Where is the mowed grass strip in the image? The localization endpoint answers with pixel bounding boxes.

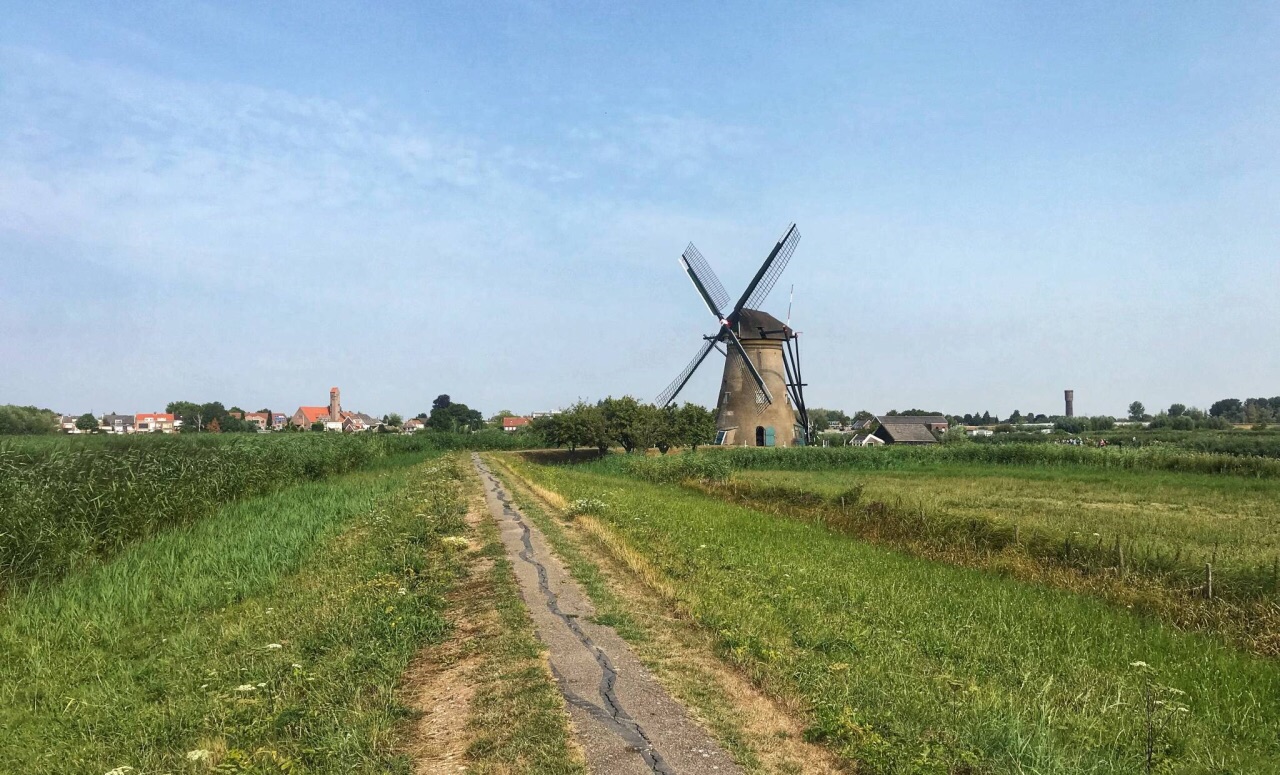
[741,465,1280,578]
[511,458,1280,773]
[0,453,464,773]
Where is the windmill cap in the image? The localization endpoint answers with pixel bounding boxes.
[735,308,790,339]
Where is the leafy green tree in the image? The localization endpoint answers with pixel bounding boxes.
[384,412,403,427]
[428,400,484,432]
[75,413,98,432]
[487,409,515,428]
[432,394,451,411]
[166,401,204,432]
[1128,401,1145,421]
[1088,416,1116,431]
[1210,398,1244,422]
[575,402,611,454]
[311,420,324,432]
[601,396,655,453]
[654,405,680,454]
[0,405,58,435]
[1168,403,1186,417]
[676,403,716,451]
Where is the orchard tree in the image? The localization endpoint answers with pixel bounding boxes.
[676,403,716,451]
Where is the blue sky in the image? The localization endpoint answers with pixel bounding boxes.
[2,2,1277,419]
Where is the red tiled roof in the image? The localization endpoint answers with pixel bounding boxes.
[502,416,531,429]
[136,413,175,422]
[296,406,330,423]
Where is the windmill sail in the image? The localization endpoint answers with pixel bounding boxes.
[656,337,718,407]
[681,243,730,315]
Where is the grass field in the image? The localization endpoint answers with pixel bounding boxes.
[506,454,1280,773]
[0,451,578,773]
[737,464,1280,574]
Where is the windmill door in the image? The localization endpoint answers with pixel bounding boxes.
[764,427,776,446]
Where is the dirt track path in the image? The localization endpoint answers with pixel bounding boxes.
[473,455,742,775]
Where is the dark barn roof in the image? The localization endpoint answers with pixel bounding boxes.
[734,308,790,340]
[872,422,938,445]
[877,414,948,426]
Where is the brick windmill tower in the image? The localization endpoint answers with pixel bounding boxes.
[656,224,811,447]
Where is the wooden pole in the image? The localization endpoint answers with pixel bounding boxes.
[1206,563,1213,600]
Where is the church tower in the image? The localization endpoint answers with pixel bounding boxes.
[329,387,341,423]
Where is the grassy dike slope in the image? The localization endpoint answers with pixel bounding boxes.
[509,457,1280,773]
[0,453,577,773]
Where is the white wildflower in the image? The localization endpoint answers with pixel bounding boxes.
[235,684,256,692]
[256,682,266,688]
[264,643,282,650]
[398,587,408,595]
[291,663,302,669]
[186,749,213,761]
[265,608,274,614]
[1129,661,1149,668]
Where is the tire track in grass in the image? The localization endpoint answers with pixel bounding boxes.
[473,454,740,775]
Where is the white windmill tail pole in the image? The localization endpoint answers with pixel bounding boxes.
[787,284,794,327]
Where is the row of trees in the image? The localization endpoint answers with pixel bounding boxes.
[0,405,58,435]
[165,401,265,433]
[532,398,716,454]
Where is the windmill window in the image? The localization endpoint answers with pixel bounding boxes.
[714,429,728,445]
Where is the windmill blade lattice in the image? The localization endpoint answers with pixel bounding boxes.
[681,243,731,315]
[655,337,718,407]
[743,224,801,311]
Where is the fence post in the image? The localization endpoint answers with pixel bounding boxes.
[1205,563,1213,600]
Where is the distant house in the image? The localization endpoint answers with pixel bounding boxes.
[243,412,270,431]
[403,418,425,433]
[502,416,532,432]
[850,432,885,446]
[101,413,135,434]
[59,415,87,434]
[872,416,940,445]
[851,418,875,431]
[271,413,289,431]
[968,428,994,437]
[292,406,330,429]
[135,413,176,433]
[342,412,383,433]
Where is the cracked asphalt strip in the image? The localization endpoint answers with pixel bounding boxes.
[473,455,743,775]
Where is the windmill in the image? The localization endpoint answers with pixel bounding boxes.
[656,223,812,447]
